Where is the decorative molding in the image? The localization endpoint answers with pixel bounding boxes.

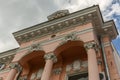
[30,72,36,80]
[16,28,93,53]
[0,68,10,74]
[84,42,98,52]
[36,68,43,79]
[103,42,110,47]
[66,60,87,73]
[73,60,81,71]
[18,76,27,80]
[29,43,42,52]
[64,33,78,41]
[0,55,14,63]
[66,64,72,72]
[44,53,57,63]
[53,68,62,75]
[47,10,69,21]
[81,61,88,68]
[13,6,100,44]
[59,33,80,46]
[9,63,22,72]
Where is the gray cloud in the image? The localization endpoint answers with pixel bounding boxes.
[0,0,60,52]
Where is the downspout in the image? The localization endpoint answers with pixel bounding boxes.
[100,38,111,80]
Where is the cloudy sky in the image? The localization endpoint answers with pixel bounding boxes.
[0,0,120,55]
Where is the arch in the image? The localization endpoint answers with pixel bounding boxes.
[19,50,45,76]
[54,40,87,64]
[19,50,45,65]
[54,40,84,56]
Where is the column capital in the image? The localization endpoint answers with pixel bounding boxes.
[9,63,22,72]
[44,53,57,63]
[84,42,98,51]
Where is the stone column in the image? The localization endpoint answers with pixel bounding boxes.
[84,42,100,80]
[41,53,57,80]
[6,63,22,80]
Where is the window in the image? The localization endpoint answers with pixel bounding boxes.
[68,73,88,80]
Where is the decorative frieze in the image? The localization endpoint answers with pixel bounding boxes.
[0,55,14,64]
[9,63,22,72]
[14,11,98,44]
[44,53,57,63]
[84,42,98,52]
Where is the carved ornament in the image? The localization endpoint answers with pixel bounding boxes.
[84,42,98,51]
[9,63,22,72]
[47,10,69,20]
[44,53,57,63]
[59,33,79,46]
[36,68,43,79]
[29,43,42,52]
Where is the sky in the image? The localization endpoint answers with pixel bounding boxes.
[0,0,120,55]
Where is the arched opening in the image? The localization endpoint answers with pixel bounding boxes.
[19,50,45,79]
[54,40,87,64]
[53,40,88,79]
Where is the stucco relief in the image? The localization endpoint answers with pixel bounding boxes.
[29,43,42,52]
[9,63,22,72]
[36,69,43,79]
[30,68,43,80]
[59,33,80,46]
[44,53,57,63]
[18,76,27,80]
[30,73,36,80]
[73,60,81,71]
[66,60,88,73]
[47,10,69,21]
[84,42,99,52]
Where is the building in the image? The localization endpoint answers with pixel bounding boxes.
[0,5,120,80]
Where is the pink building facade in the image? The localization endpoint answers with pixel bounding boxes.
[0,5,120,80]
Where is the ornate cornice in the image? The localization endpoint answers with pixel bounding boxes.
[84,42,98,52]
[13,6,102,44]
[9,63,22,72]
[44,53,57,63]
[0,55,14,64]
